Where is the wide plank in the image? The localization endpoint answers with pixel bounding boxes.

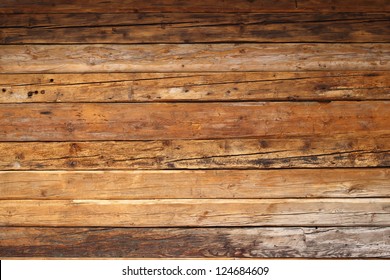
[1,44,389,73]
[1,72,389,103]
[0,136,389,170]
[1,0,388,13]
[0,199,389,227]
[1,169,389,199]
[1,102,389,141]
[1,227,389,258]
[2,13,389,43]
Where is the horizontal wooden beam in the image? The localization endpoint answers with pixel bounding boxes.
[1,226,389,258]
[1,0,389,13]
[2,13,389,43]
[1,102,389,141]
[1,44,389,73]
[1,198,389,227]
[1,72,389,103]
[1,136,389,170]
[1,169,389,199]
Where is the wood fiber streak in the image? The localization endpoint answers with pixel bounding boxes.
[2,13,389,44]
[1,0,389,13]
[1,227,389,258]
[1,44,389,73]
[0,136,389,170]
[1,72,389,103]
[0,102,389,141]
[1,199,389,227]
[1,169,389,199]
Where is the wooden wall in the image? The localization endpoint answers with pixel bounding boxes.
[0,0,389,258]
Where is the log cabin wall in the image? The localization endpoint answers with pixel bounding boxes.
[0,0,389,258]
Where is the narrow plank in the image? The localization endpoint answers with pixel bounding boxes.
[1,44,389,73]
[0,136,388,170]
[2,13,389,44]
[1,102,389,141]
[1,72,389,103]
[1,227,389,258]
[0,199,388,227]
[1,169,389,199]
[0,0,388,13]
[2,210,386,257]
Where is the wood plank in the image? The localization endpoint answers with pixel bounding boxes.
[0,0,388,13]
[1,44,389,73]
[0,136,389,170]
[2,13,389,44]
[0,199,389,227]
[1,169,389,199]
[1,102,389,141]
[1,72,389,103]
[1,227,389,258]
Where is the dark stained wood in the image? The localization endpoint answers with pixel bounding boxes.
[2,13,389,44]
[1,72,389,103]
[1,44,389,73]
[1,102,389,141]
[1,227,389,258]
[1,199,389,227]
[0,136,388,170]
[1,169,389,199]
[1,0,389,13]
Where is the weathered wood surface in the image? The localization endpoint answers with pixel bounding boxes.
[1,102,389,141]
[1,199,389,227]
[1,227,389,258]
[1,169,389,199]
[1,44,389,73]
[1,136,389,170]
[1,72,389,103]
[2,13,389,44]
[1,0,389,13]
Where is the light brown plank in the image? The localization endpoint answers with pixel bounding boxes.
[0,0,388,13]
[2,13,389,44]
[1,44,389,73]
[1,169,389,199]
[1,102,389,141]
[1,72,389,103]
[1,227,389,258]
[0,199,389,227]
[0,136,389,170]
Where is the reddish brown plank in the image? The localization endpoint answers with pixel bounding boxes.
[0,0,388,13]
[1,13,389,43]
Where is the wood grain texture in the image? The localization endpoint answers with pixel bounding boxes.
[1,102,389,141]
[1,0,389,13]
[1,199,389,227]
[1,44,389,73]
[1,72,389,103]
[1,136,389,170]
[1,169,389,199]
[2,13,389,44]
[1,227,389,258]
